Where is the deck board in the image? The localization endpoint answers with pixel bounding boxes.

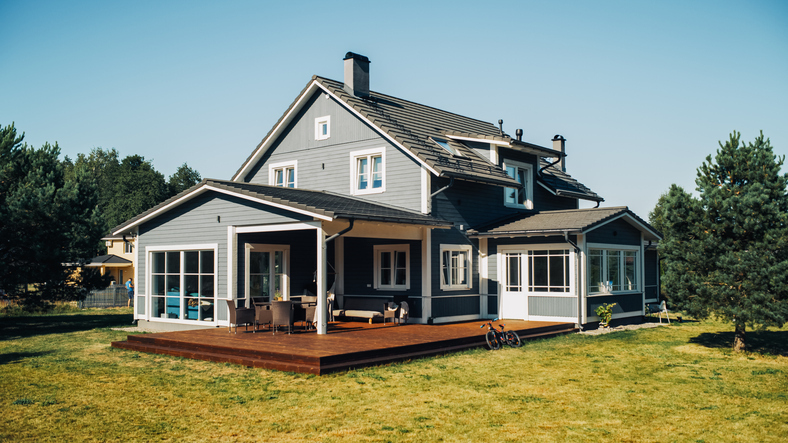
[112,320,576,374]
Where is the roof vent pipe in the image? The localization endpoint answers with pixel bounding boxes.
[515,129,523,141]
[552,135,566,172]
[343,52,370,98]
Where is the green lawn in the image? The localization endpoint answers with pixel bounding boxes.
[1,309,786,442]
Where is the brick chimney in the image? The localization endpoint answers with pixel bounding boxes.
[343,52,370,98]
[552,135,566,172]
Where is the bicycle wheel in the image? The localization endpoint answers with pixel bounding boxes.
[485,331,501,350]
[506,331,522,348]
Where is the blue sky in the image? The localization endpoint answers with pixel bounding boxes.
[1,0,786,218]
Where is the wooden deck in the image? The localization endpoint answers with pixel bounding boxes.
[111,320,577,375]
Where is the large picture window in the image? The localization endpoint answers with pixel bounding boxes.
[588,248,638,293]
[150,247,216,322]
[350,148,385,195]
[440,245,472,290]
[374,244,409,290]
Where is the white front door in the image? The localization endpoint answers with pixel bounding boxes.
[245,244,289,306]
[500,251,528,320]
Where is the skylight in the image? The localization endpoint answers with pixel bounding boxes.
[432,138,459,156]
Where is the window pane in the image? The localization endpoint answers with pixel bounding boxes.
[372,156,383,188]
[322,123,328,136]
[166,252,180,274]
[549,255,565,291]
[152,252,165,274]
[395,250,407,268]
[200,251,214,273]
[380,251,391,269]
[152,275,165,296]
[441,251,450,286]
[357,157,368,189]
[185,275,199,296]
[381,269,391,286]
[588,250,603,292]
[185,251,199,274]
[395,269,407,286]
[275,170,283,186]
[286,168,295,187]
[201,275,214,297]
[506,254,521,290]
[608,251,621,291]
[517,169,526,204]
[166,275,180,294]
[532,256,548,289]
[625,251,637,290]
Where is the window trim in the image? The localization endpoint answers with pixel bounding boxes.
[268,160,298,188]
[124,241,133,254]
[145,243,219,324]
[315,115,330,140]
[502,159,533,209]
[440,244,473,290]
[350,147,386,195]
[373,244,409,290]
[586,243,641,295]
[497,244,575,297]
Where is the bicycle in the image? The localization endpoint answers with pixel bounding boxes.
[480,318,522,350]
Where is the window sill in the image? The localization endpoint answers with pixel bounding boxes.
[354,188,385,196]
[375,287,408,291]
[504,202,533,210]
[588,291,641,297]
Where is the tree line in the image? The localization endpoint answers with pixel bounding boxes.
[1,123,201,308]
[649,131,788,352]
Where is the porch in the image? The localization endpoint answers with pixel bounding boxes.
[111,320,577,375]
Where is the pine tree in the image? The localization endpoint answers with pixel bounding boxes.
[656,131,788,352]
[104,155,167,229]
[167,162,202,197]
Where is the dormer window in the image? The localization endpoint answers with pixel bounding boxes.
[431,137,460,156]
[503,160,533,209]
[269,161,297,188]
[315,116,330,140]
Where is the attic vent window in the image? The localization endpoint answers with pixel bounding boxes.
[431,137,460,156]
[315,116,330,140]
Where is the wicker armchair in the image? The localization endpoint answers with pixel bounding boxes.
[226,299,255,334]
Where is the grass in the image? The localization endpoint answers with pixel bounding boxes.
[1,310,787,442]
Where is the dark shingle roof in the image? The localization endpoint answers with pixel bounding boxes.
[539,159,603,202]
[111,179,452,235]
[233,75,602,201]
[469,206,661,240]
[86,255,132,266]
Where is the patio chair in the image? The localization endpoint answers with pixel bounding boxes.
[272,300,294,334]
[383,302,400,325]
[399,301,409,325]
[647,300,671,324]
[253,302,272,332]
[226,299,255,334]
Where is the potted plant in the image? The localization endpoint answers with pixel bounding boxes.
[595,302,617,328]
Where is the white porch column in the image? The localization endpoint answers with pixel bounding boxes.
[421,226,432,322]
[479,237,488,316]
[316,227,328,335]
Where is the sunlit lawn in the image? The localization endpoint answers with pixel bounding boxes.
[1,308,787,442]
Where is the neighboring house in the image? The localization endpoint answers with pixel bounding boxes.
[85,235,136,285]
[112,52,661,333]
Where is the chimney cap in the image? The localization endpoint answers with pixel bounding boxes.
[344,52,370,63]
[552,134,565,141]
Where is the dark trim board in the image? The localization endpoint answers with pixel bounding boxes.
[111,320,576,375]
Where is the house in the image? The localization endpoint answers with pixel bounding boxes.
[84,234,136,286]
[112,52,661,333]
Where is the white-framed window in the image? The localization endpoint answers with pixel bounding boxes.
[373,244,409,290]
[588,246,639,294]
[269,160,297,188]
[440,244,472,290]
[502,160,533,209]
[245,244,289,304]
[148,245,217,322]
[500,246,574,294]
[315,115,330,140]
[124,241,133,254]
[350,148,385,195]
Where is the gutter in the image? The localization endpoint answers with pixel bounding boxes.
[326,218,354,243]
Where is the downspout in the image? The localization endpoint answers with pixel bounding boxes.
[429,177,454,199]
[326,218,354,243]
[564,231,583,331]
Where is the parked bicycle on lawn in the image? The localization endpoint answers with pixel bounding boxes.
[480,318,522,350]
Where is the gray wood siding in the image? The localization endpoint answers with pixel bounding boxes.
[528,296,577,317]
[342,237,422,297]
[432,295,480,318]
[586,219,642,245]
[244,91,423,212]
[644,248,659,301]
[432,178,524,228]
[137,192,312,300]
[587,293,643,316]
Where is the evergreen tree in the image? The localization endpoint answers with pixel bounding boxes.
[104,155,167,229]
[0,123,106,306]
[167,162,202,197]
[656,131,788,352]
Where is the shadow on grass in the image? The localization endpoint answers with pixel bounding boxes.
[0,350,54,365]
[689,330,788,356]
[0,313,132,341]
